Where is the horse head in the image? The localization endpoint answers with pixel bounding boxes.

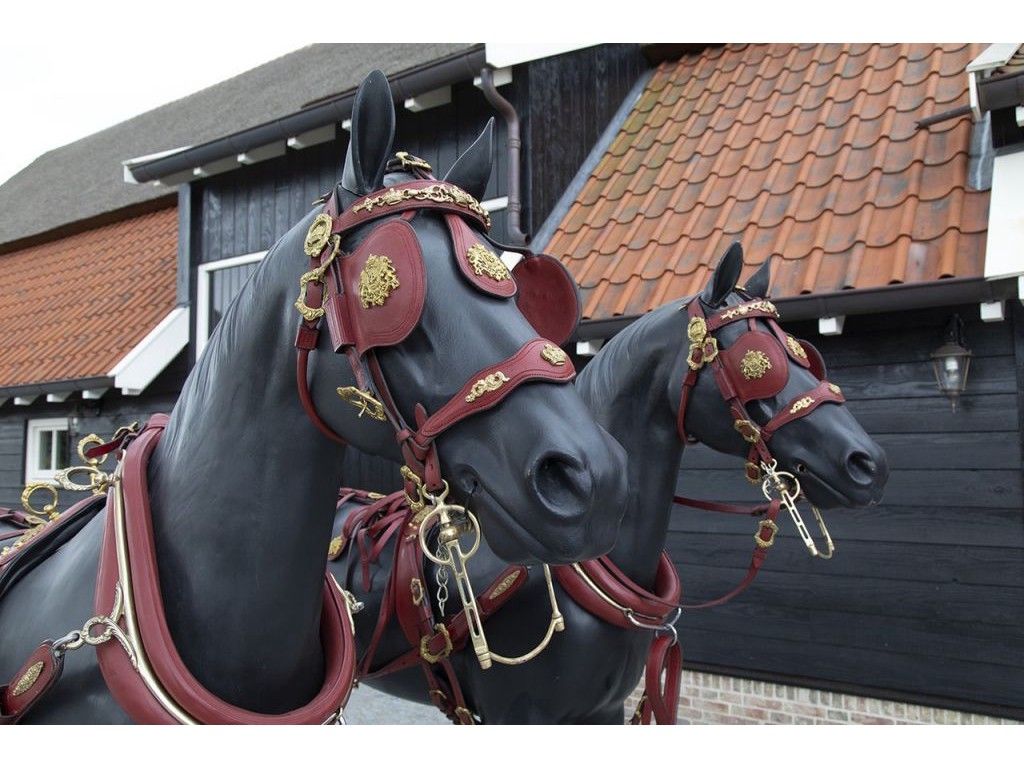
[303,71,627,563]
[673,242,889,510]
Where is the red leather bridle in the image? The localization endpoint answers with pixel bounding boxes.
[294,162,577,497]
[673,294,845,608]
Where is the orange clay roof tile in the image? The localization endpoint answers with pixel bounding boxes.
[547,43,990,319]
[0,207,178,388]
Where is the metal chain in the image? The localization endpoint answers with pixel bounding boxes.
[435,541,450,618]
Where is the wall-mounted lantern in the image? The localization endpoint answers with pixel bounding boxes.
[930,315,972,412]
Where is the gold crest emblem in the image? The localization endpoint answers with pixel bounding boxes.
[358,255,401,308]
[740,350,772,380]
[541,344,567,366]
[304,213,334,257]
[466,243,511,282]
[789,396,816,414]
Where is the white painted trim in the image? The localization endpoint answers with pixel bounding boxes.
[287,124,336,149]
[984,152,1024,280]
[473,67,513,89]
[484,43,593,69]
[195,252,267,358]
[192,156,240,178]
[107,307,190,395]
[481,196,509,213]
[576,339,604,357]
[980,301,1006,322]
[340,119,352,133]
[13,396,37,406]
[237,141,287,165]
[25,417,70,484]
[46,392,71,403]
[404,86,452,113]
[818,316,846,336]
[82,388,108,400]
[967,43,1021,73]
[122,146,193,184]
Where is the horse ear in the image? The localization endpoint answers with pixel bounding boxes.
[743,256,772,298]
[444,118,494,201]
[701,241,744,307]
[342,70,396,196]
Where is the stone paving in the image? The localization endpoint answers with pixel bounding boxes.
[343,683,449,725]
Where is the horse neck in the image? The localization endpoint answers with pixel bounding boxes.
[146,242,347,711]
[576,305,686,586]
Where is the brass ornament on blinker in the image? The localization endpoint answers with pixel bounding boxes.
[466,243,511,282]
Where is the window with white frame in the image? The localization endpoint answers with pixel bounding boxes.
[195,252,266,357]
[25,417,70,483]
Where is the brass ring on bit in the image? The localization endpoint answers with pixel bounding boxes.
[417,502,482,566]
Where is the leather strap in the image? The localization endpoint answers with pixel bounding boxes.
[0,641,64,725]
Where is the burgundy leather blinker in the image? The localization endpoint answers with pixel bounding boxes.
[447,215,517,299]
[719,331,790,402]
[327,219,426,356]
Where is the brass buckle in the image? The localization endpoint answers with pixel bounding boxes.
[420,623,453,663]
[755,518,779,549]
[734,419,761,444]
[294,235,340,321]
[335,386,387,421]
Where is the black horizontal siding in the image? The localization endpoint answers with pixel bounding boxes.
[195,80,514,267]
[674,303,1024,716]
[0,352,188,510]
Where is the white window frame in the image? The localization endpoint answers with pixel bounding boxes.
[25,417,70,484]
[195,251,266,358]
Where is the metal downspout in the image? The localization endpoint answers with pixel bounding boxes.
[478,67,528,245]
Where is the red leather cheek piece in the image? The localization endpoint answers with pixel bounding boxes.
[512,253,581,346]
[721,331,790,402]
[800,340,827,380]
[447,215,517,298]
[338,219,426,355]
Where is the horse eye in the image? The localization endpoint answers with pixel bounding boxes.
[795,462,808,473]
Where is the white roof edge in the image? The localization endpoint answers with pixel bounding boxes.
[108,306,189,395]
[967,44,1022,74]
[122,146,194,184]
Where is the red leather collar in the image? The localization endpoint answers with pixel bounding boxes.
[94,416,356,724]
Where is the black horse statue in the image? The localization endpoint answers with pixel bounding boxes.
[0,71,628,723]
[331,243,889,724]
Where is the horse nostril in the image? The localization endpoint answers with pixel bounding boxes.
[846,451,877,485]
[531,452,592,516]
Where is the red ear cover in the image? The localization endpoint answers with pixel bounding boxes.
[512,253,581,346]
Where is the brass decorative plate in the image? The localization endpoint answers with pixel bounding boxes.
[358,255,401,308]
[467,243,511,281]
[740,350,772,380]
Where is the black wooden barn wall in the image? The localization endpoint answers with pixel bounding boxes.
[0,352,189,510]
[191,44,647,266]
[672,302,1024,717]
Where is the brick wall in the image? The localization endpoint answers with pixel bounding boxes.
[625,672,1021,725]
